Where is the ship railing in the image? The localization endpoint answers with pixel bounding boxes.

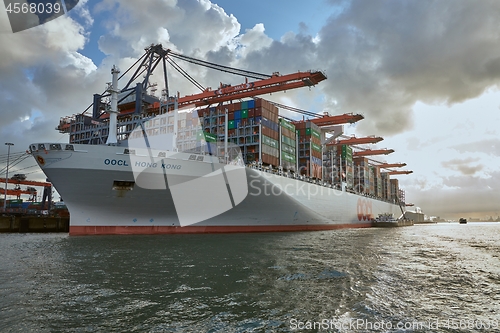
[244,163,402,203]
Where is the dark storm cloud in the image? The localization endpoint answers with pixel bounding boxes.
[241,34,319,74]
[441,158,483,176]
[315,0,500,136]
[89,0,500,139]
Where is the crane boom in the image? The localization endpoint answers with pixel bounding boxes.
[387,170,413,175]
[0,188,37,196]
[177,71,326,107]
[0,178,51,187]
[353,149,394,157]
[311,113,364,126]
[376,163,407,169]
[333,136,383,145]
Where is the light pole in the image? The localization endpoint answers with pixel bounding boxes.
[3,143,14,212]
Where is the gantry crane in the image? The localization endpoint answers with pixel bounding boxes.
[0,177,51,204]
[62,44,327,127]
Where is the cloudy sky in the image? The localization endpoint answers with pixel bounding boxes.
[1,0,500,220]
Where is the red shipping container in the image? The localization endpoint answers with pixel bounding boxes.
[293,121,307,129]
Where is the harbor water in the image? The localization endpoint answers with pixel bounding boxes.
[0,223,498,332]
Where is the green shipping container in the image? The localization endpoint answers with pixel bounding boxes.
[281,135,296,147]
[204,132,217,142]
[228,120,235,129]
[282,151,296,162]
[311,142,322,152]
[262,135,279,149]
[241,101,248,109]
[341,145,353,159]
[279,118,295,132]
[281,143,295,155]
[241,109,248,119]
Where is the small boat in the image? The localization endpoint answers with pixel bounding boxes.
[373,213,399,223]
[459,218,467,224]
[372,213,414,227]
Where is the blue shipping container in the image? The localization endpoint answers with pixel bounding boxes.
[248,100,255,108]
[262,117,272,128]
[234,110,241,119]
[241,101,248,109]
[235,119,241,128]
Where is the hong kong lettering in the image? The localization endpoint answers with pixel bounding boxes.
[161,163,181,170]
[134,161,158,168]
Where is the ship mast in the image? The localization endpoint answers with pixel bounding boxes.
[106,65,120,145]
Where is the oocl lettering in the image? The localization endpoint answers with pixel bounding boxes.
[357,198,373,221]
[104,159,129,166]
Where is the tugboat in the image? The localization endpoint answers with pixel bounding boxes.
[372,213,414,227]
[459,218,467,224]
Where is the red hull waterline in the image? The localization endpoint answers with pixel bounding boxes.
[70,223,374,236]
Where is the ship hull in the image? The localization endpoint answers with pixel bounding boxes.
[30,143,401,235]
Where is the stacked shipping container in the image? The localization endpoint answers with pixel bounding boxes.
[373,166,382,197]
[279,119,297,172]
[294,121,322,178]
[197,99,280,166]
[195,99,405,203]
[336,145,353,188]
[390,178,399,203]
[258,99,280,166]
[381,172,391,201]
[353,156,370,194]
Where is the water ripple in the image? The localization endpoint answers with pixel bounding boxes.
[0,224,498,332]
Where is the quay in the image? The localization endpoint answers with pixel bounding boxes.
[0,214,69,233]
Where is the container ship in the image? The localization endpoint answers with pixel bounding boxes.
[29,44,412,235]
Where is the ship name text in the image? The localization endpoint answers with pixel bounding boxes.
[104,159,129,166]
[104,158,181,170]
